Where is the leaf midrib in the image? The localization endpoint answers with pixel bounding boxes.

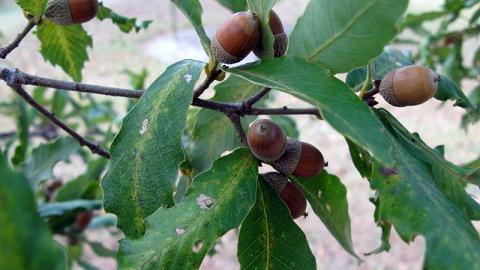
[306,0,378,61]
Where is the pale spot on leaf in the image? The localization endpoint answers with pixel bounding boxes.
[317,190,322,199]
[192,240,204,253]
[139,118,149,135]
[196,194,215,209]
[325,203,331,212]
[184,74,192,83]
[176,228,186,236]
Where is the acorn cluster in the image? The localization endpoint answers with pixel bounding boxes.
[248,119,325,219]
[379,65,440,107]
[45,0,99,25]
[212,10,288,64]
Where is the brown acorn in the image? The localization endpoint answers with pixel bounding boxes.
[74,211,93,231]
[272,139,325,178]
[45,0,99,25]
[247,119,286,162]
[379,65,440,107]
[253,10,288,58]
[212,12,262,64]
[262,172,307,219]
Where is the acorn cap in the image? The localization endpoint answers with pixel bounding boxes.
[272,139,302,175]
[253,10,288,58]
[45,0,73,25]
[45,0,98,25]
[261,172,289,193]
[211,35,243,64]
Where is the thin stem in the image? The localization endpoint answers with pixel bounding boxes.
[227,113,247,146]
[0,21,36,59]
[193,66,222,99]
[9,84,110,159]
[0,67,143,98]
[244,87,271,108]
[249,106,321,117]
[358,61,373,99]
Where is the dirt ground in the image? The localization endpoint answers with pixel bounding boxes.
[1,1,479,269]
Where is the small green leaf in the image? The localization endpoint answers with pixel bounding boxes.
[216,0,248,12]
[292,171,360,261]
[247,0,278,58]
[102,60,205,238]
[96,4,152,33]
[16,0,47,15]
[0,152,66,270]
[238,179,316,270]
[189,75,262,174]
[118,148,258,270]
[399,11,448,30]
[288,0,408,73]
[20,137,80,187]
[36,20,93,81]
[12,97,30,166]
[435,75,475,109]
[228,57,395,166]
[172,0,212,59]
[38,199,102,218]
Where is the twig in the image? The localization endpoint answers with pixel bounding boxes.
[0,126,58,140]
[0,21,36,59]
[227,113,247,145]
[249,106,321,117]
[243,87,271,108]
[8,83,110,159]
[0,66,143,98]
[193,67,223,99]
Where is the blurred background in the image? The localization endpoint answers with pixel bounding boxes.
[0,0,479,269]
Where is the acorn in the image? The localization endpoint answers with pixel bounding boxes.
[74,211,93,231]
[262,172,307,219]
[272,139,325,178]
[45,0,99,25]
[253,10,288,58]
[247,119,286,162]
[379,65,440,107]
[212,12,262,64]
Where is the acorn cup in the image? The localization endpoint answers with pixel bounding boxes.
[212,12,262,64]
[379,65,440,107]
[262,172,307,219]
[253,10,288,58]
[272,139,325,178]
[45,0,99,25]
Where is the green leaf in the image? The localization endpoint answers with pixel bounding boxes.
[435,75,475,109]
[216,0,248,12]
[0,152,66,270]
[96,4,152,33]
[56,158,106,201]
[102,60,205,238]
[291,171,360,261]
[247,0,278,58]
[20,137,80,187]
[88,241,117,258]
[189,75,262,174]
[370,109,480,269]
[172,0,212,59]
[399,11,447,30]
[12,97,30,166]
[118,148,258,270]
[270,115,299,139]
[238,179,316,270]
[288,0,408,73]
[346,138,372,178]
[51,91,69,117]
[36,20,93,81]
[38,199,102,218]
[16,0,47,15]
[228,57,395,166]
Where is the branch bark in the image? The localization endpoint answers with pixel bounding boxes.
[8,83,110,159]
[0,21,36,59]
